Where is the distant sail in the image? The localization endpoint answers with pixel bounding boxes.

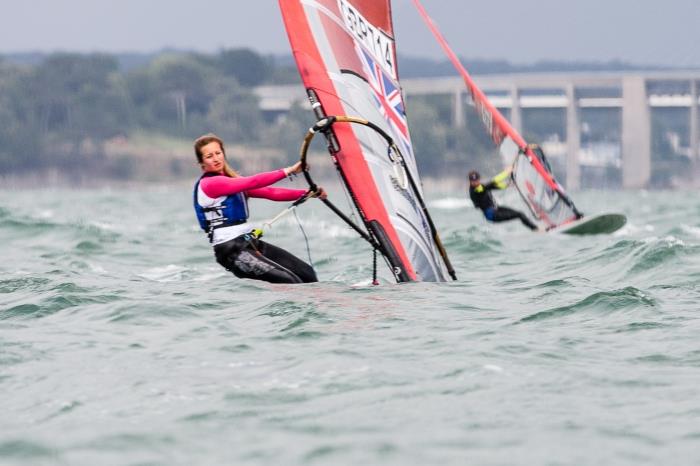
[279,0,454,281]
[412,0,581,229]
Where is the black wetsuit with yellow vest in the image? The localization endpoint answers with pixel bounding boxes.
[468,170,538,231]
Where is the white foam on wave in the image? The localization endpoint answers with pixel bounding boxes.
[191,271,228,282]
[428,197,470,210]
[87,262,108,274]
[640,235,686,247]
[662,235,686,246]
[351,279,376,288]
[138,264,189,282]
[617,222,654,236]
[90,221,117,231]
[483,364,504,373]
[680,224,700,238]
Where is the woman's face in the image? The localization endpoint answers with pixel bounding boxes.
[199,141,226,173]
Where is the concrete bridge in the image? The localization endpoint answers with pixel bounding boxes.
[255,71,700,189]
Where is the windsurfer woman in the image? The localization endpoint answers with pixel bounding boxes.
[193,133,326,283]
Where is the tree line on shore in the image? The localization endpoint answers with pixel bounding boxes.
[0,48,499,183]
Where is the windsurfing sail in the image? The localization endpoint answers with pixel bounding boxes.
[279,0,455,282]
[412,0,582,229]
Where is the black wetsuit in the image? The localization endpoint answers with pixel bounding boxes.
[469,181,538,231]
[214,234,317,284]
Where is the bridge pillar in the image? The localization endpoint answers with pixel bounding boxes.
[691,80,700,186]
[453,89,464,128]
[510,86,523,135]
[621,76,651,188]
[691,80,699,160]
[565,84,581,190]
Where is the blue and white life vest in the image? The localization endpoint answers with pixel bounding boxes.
[193,173,252,245]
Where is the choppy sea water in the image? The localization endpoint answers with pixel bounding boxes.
[1,185,699,465]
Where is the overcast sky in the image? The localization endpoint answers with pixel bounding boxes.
[2,0,699,68]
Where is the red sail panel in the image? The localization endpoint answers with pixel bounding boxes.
[280,0,451,282]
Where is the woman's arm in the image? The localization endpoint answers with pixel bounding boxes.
[247,187,307,202]
[199,169,286,198]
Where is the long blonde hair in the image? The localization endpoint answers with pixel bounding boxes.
[194,133,239,177]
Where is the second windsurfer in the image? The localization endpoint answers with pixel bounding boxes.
[468,168,539,231]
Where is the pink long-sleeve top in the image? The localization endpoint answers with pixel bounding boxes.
[199,169,307,202]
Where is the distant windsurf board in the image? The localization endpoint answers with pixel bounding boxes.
[550,213,627,235]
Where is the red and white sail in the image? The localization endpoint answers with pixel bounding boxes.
[279,0,451,281]
[412,0,581,229]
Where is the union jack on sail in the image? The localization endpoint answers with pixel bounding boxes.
[355,44,412,155]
